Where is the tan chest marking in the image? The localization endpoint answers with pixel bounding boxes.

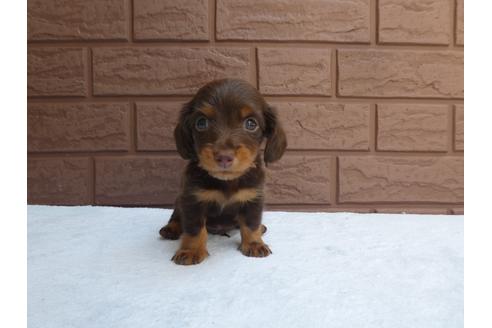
[193,188,260,206]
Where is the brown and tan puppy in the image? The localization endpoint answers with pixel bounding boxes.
[159,78,287,265]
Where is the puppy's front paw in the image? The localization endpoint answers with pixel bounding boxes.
[239,242,272,258]
[172,249,209,265]
[159,222,181,240]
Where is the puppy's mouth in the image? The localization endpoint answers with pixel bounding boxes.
[198,145,257,180]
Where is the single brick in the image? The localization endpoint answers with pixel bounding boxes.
[377,104,448,151]
[217,0,370,42]
[136,102,182,151]
[28,158,90,205]
[28,0,127,40]
[265,156,331,204]
[95,157,185,205]
[338,49,463,98]
[456,0,464,45]
[28,48,87,97]
[455,105,464,151]
[28,103,130,152]
[134,0,208,40]
[378,0,451,45]
[258,48,331,96]
[270,102,369,150]
[93,47,251,95]
[339,156,464,203]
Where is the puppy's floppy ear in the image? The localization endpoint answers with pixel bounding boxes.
[174,102,196,160]
[263,105,287,164]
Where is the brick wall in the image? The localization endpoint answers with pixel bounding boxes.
[27,0,464,214]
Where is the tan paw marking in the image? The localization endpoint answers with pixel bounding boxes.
[239,241,272,258]
[172,249,209,265]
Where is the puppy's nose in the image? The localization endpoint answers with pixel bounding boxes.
[215,152,234,169]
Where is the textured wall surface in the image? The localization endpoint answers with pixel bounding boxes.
[27,0,464,214]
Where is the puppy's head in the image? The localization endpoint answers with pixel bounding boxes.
[175,79,287,180]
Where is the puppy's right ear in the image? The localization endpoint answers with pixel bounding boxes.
[174,103,195,160]
[263,105,287,164]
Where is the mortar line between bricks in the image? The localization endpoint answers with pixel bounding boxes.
[129,102,137,154]
[282,150,458,156]
[27,96,465,104]
[104,203,462,211]
[255,48,261,90]
[28,152,181,158]
[27,150,465,158]
[333,95,464,101]
[209,0,216,43]
[106,202,464,208]
[128,0,134,43]
[26,40,465,51]
[448,105,454,153]
[370,0,377,46]
[451,0,457,47]
[370,104,377,152]
[330,156,338,205]
[330,49,337,98]
[336,50,341,97]
[266,204,458,212]
[333,201,464,206]
[452,104,458,152]
[250,48,258,89]
[87,48,93,97]
[375,0,380,45]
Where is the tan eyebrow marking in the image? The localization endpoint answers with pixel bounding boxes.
[240,107,254,118]
[199,107,216,118]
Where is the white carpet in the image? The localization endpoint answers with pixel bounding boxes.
[27,206,463,328]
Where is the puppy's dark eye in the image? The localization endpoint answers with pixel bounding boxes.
[195,117,208,131]
[244,118,258,131]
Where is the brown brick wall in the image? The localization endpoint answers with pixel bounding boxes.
[27,0,464,214]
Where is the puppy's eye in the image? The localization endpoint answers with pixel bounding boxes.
[244,118,258,131]
[195,117,209,131]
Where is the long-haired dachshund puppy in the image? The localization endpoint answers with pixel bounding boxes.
[159,78,287,265]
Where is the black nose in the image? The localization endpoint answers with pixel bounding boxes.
[215,153,234,169]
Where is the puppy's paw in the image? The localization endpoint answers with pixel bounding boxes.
[239,242,272,258]
[159,222,182,240]
[172,249,209,265]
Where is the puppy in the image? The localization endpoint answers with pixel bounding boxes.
[159,78,287,265]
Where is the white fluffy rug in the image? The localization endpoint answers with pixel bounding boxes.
[28,206,463,328]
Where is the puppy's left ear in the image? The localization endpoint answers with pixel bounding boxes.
[263,105,287,164]
[174,103,196,160]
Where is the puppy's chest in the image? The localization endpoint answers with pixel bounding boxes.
[193,186,260,208]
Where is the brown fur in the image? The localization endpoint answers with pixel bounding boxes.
[160,79,287,265]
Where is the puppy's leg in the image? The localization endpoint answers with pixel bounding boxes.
[172,226,209,265]
[238,202,272,258]
[159,209,182,240]
[172,198,209,265]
